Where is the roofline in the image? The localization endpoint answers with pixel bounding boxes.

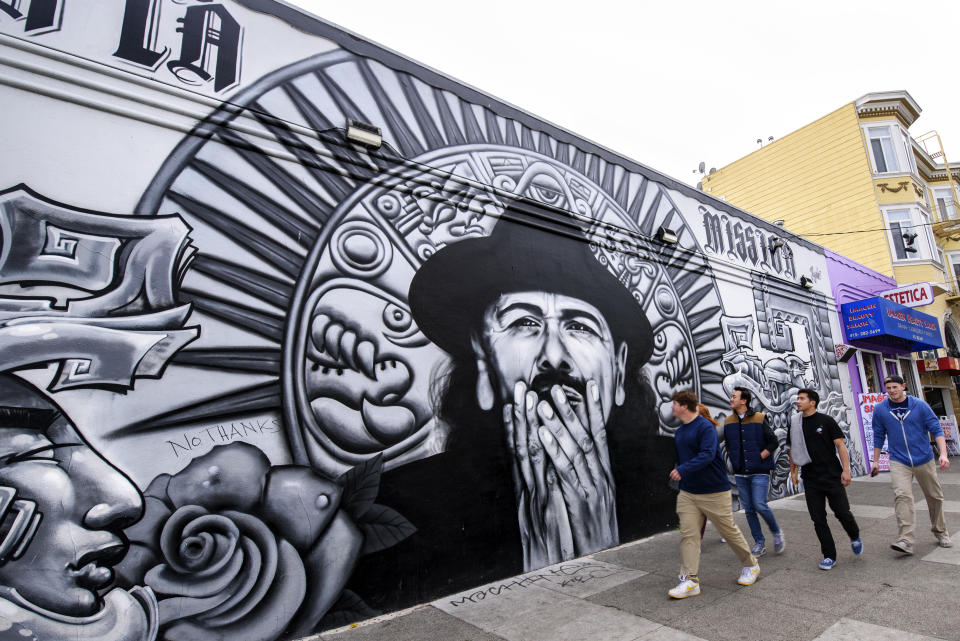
[231,0,824,253]
[854,90,922,126]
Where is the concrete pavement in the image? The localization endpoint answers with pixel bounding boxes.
[319,464,960,641]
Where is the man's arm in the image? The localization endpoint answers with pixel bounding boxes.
[935,435,951,470]
[919,402,950,470]
[834,438,851,486]
[760,414,777,460]
[676,422,719,477]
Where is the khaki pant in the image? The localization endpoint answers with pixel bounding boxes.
[677,490,757,582]
[889,459,949,545]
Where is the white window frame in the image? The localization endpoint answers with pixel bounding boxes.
[883,206,937,263]
[933,186,959,221]
[947,251,960,292]
[864,123,916,175]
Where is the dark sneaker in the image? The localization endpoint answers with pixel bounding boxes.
[890,540,913,555]
[851,538,863,556]
[773,531,785,554]
[750,541,766,557]
[818,558,835,570]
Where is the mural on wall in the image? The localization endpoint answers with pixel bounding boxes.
[0,3,852,639]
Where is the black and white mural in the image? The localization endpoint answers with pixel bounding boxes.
[0,2,855,639]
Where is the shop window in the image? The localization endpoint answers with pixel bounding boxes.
[861,352,881,393]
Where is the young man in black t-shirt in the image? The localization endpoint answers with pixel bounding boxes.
[788,388,862,570]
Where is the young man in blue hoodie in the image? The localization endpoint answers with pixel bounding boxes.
[668,390,759,599]
[871,375,952,555]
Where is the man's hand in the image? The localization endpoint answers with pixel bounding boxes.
[841,469,851,487]
[940,454,951,471]
[503,381,573,570]
[669,468,682,481]
[870,466,880,477]
[536,382,618,557]
[760,449,770,460]
[789,462,798,485]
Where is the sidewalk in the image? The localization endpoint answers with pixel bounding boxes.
[319,464,960,641]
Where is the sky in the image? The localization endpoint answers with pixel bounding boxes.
[284,0,960,187]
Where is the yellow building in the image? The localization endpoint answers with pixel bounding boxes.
[702,90,960,427]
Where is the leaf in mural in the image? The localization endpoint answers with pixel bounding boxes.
[339,454,383,520]
[358,504,417,555]
[318,590,380,632]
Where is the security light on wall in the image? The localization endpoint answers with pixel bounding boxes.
[345,119,382,149]
[771,238,785,250]
[800,275,815,290]
[655,226,679,245]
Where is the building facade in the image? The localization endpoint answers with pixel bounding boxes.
[703,90,960,429]
[1,2,854,638]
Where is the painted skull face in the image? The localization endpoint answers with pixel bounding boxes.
[299,282,447,468]
[0,411,142,616]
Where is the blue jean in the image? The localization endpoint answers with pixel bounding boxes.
[735,474,781,544]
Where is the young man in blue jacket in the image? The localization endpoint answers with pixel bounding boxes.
[871,375,952,555]
[668,390,759,599]
[724,386,784,557]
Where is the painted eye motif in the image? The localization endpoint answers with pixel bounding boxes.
[508,317,542,331]
[381,303,427,347]
[648,328,669,364]
[383,304,412,333]
[527,175,565,206]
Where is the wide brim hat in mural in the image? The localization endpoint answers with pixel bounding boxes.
[408,197,653,364]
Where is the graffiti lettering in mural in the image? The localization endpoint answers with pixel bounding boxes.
[113,0,243,91]
[165,418,282,457]
[0,187,198,390]
[446,562,622,606]
[701,206,796,278]
[0,0,63,34]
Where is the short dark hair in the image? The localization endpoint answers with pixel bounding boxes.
[884,375,905,385]
[672,390,699,413]
[797,388,819,407]
[733,386,752,407]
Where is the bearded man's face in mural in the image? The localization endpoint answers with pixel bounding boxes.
[472,292,628,423]
[0,412,142,617]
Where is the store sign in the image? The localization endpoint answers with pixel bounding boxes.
[879,282,934,309]
[841,297,942,350]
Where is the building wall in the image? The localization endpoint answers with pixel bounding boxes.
[0,2,850,639]
[701,103,892,276]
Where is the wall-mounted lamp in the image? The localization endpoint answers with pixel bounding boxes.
[345,119,382,149]
[771,238,785,251]
[655,226,679,245]
[772,219,785,227]
[800,275,815,290]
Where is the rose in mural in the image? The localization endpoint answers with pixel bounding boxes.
[115,443,413,641]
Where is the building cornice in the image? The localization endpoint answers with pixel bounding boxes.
[855,90,922,127]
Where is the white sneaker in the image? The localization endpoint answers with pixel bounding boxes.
[668,578,701,599]
[737,564,760,586]
[936,533,953,548]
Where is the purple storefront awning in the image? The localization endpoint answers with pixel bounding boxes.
[841,297,942,352]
